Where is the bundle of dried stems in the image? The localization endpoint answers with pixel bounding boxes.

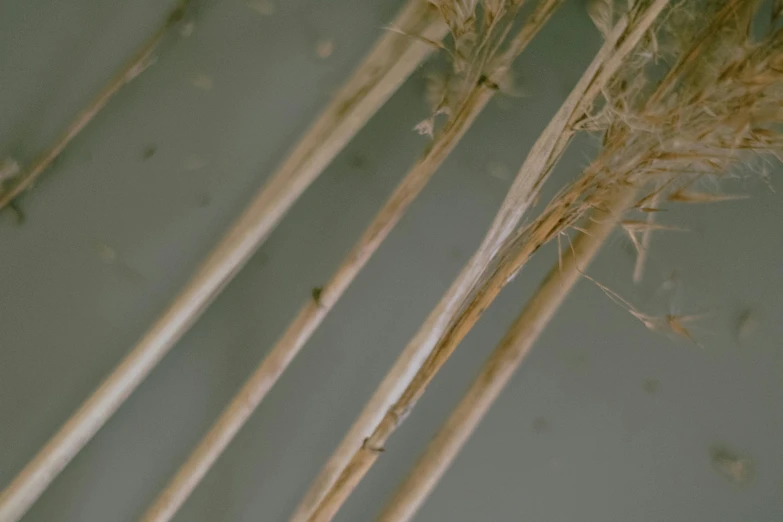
[3,0,779,520]
[142,1,562,520]
[380,0,783,518]
[381,186,636,522]
[296,1,670,520]
[0,2,446,520]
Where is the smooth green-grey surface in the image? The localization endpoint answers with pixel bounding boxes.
[1,1,781,520]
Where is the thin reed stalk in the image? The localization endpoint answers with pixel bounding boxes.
[0,1,189,211]
[379,188,635,522]
[0,2,446,520]
[297,2,670,520]
[141,3,561,520]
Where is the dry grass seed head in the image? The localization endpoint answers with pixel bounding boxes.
[493,0,782,343]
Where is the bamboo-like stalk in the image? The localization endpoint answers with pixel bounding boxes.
[141,4,563,520]
[296,2,670,520]
[379,188,636,522]
[0,3,446,520]
[0,1,189,211]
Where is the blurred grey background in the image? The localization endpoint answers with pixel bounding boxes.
[1,0,781,520]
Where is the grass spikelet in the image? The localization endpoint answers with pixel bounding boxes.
[620,219,685,232]
[667,188,750,203]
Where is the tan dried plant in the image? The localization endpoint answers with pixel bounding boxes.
[379,1,783,518]
[408,0,783,377]
[299,1,672,520]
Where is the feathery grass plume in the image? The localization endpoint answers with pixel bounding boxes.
[300,1,672,521]
[497,0,782,327]
[380,1,783,517]
[440,0,783,347]
[141,2,562,522]
[475,0,783,342]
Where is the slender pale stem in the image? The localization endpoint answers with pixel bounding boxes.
[297,2,670,520]
[0,1,188,210]
[0,2,445,521]
[378,188,636,522]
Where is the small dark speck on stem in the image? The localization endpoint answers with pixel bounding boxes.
[312,286,323,305]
